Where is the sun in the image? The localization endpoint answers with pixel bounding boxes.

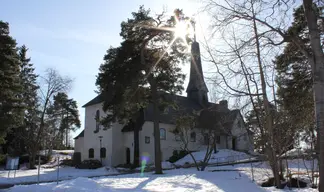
[174,21,189,39]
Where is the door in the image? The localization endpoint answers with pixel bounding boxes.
[126,148,130,164]
[232,137,236,150]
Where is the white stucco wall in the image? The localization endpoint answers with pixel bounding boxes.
[74,137,84,153]
[139,122,228,165]
[111,123,126,166]
[82,103,113,166]
[77,100,253,167]
[231,115,254,151]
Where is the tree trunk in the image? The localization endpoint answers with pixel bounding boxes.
[251,3,281,187]
[133,121,140,167]
[213,136,217,153]
[151,79,163,174]
[66,128,68,148]
[29,150,36,169]
[303,1,324,190]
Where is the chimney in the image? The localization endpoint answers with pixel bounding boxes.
[219,100,228,111]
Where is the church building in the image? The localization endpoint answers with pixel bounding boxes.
[74,38,254,167]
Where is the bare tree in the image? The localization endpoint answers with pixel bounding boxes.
[201,0,324,188]
[24,68,72,168]
[302,1,324,190]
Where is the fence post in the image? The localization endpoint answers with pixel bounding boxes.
[250,156,254,182]
[57,156,60,184]
[37,155,40,184]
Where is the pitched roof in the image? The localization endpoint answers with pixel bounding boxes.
[82,94,104,108]
[74,130,84,139]
[82,93,242,134]
[198,108,239,135]
[143,94,207,124]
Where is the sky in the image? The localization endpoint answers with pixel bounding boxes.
[1,0,210,138]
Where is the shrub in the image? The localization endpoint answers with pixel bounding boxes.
[60,159,74,167]
[0,154,6,166]
[72,152,81,166]
[76,160,102,169]
[168,150,190,163]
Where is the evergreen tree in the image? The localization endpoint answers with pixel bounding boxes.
[4,45,40,156]
[96,7,188,173]
[275,5,315,146]
[51,92,81,148]
[18,45,40,162]
[0,21,23,144]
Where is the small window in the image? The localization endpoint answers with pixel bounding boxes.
[145,136,150,144]
[100,148,106,158]
[160,128,166,140]
[190,132,196,142]
[216,135,221,144]
[89,148,94,158]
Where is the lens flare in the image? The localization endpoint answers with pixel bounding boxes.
[140,152,150,176]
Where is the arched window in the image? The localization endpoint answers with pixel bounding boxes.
[89,148,94,158]
[190,132,196,142]
[94,110,100,132]
[100,148,106,158]
[160,128,166,140]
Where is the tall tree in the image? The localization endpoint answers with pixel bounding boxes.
[275,5,315,153]
[0,21,23,145]
[96,7,188,173]
[301,2,324,190]
[26,68,72,168]
[17,45,41,164]
[52,92,81,148]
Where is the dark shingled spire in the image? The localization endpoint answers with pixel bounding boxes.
[186,39,209,106]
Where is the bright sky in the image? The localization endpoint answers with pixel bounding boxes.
[1,0,210,138]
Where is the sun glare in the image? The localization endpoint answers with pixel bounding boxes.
[174,21,189,38]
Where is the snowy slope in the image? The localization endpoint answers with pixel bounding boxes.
[174,149,253,166]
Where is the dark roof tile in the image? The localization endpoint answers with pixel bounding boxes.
[74,130,84,139]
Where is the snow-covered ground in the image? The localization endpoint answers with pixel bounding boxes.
[6,165,317,192]
[174,149,253,166]
[0,150,118,184]
[1,149,319,191]
[0,166,117,185]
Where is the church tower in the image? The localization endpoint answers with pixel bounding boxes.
[186,36,209,106]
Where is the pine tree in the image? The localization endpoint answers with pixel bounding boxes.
[51,92,81,148]
[18,45,41,163]
[3,45,40,156]
[275,5,316,152]
[0,21,23,144]
[96,7,188,173]
[275,5,314,131]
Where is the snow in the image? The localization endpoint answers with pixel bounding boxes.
[0,166,117,185]
[174,149,253,166]
[1,149,319,191]
[0,150,118,184]
[6,169,266,192]
[6,165,318,192]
